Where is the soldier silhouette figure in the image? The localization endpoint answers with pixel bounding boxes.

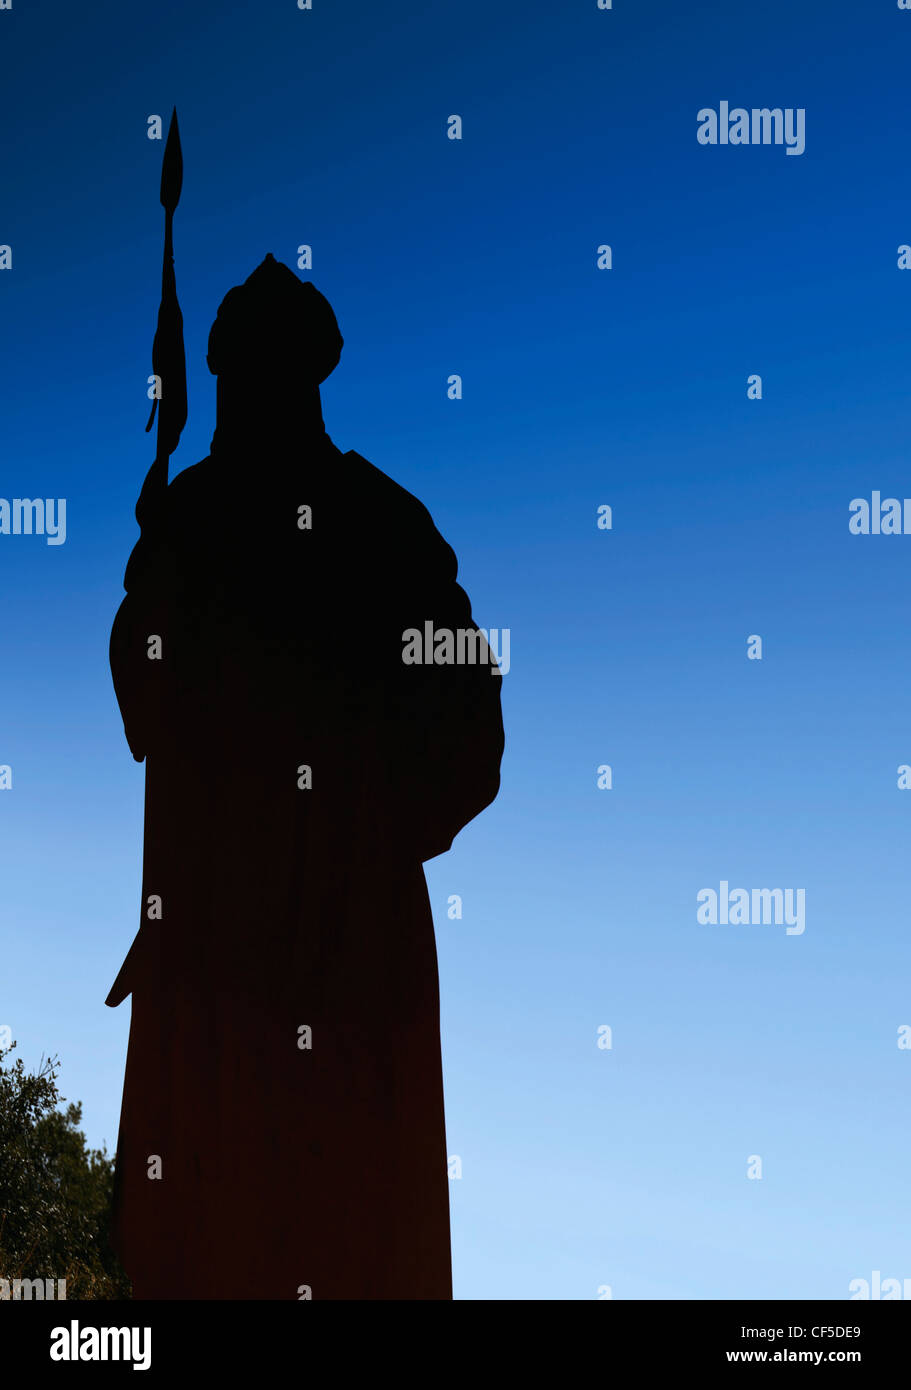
[106,117,504,1300]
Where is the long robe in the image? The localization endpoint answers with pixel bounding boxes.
[106,433,504,1299]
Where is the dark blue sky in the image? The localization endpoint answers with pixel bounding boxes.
[2,0,910,1298]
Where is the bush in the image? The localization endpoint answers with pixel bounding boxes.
[0,1041,131,1298]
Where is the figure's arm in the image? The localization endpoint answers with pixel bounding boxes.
[380,493,505,862]
[110,469,197,762]
[110,591,148,762]
[110,559,176,765]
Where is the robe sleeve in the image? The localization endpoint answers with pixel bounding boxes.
[109,469,196,763]
[400,593,504,864]
[372,472,505,863]
[110,563,166,765]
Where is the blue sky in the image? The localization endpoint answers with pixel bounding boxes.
[2,0,910,1298]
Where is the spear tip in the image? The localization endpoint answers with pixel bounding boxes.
[160,108,183,213]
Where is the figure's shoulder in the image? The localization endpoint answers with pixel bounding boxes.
[166,457,214,500]
[340,449,458,576]
[341,449,438,532]
[159,458,221,540]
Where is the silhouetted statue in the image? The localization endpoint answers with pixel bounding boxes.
[106,122,503,1300]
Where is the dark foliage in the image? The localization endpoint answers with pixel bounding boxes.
[0,1041,130,1298]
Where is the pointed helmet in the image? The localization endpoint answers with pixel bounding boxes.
[206,253,343,384]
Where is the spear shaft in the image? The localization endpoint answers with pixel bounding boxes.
[135,108,187,532]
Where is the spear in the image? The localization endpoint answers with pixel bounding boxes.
[134,108,187,532]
